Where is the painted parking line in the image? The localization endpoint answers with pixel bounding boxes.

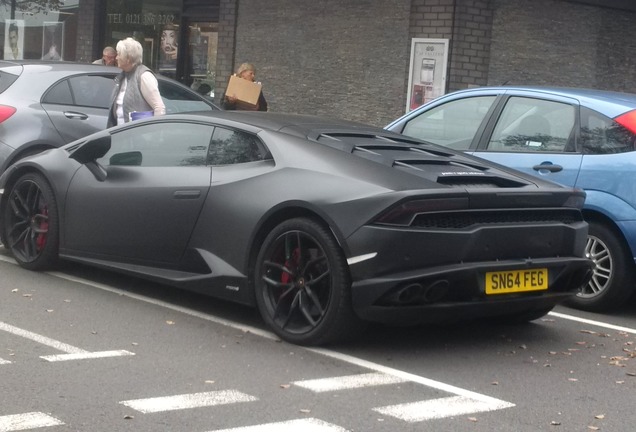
[210,418,348,432]
[374,395,513,422]
[0,321,134,362]
[120,390,258,414]
[0,412,63,431]
[293,372,407,392]
[549,311,636,335]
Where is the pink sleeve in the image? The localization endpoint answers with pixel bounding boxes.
[139,72,166,116]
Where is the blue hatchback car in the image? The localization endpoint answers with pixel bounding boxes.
[387,86,636,312]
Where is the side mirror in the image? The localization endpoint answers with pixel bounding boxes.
[69,134,111,164]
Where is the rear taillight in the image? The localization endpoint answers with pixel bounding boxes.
[0,105,16,123]
[374,197,469,226]
[615,109,636,134]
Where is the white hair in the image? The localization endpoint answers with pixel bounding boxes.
[116,37,143,66]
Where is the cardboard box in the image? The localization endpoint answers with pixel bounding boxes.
[226,74,262,108]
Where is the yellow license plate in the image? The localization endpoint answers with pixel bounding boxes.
[485,268,548,295]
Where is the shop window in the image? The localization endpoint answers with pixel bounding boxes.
[1,3,78,61]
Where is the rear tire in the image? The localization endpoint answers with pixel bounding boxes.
[564,221,634,311]
[2,173,59,270]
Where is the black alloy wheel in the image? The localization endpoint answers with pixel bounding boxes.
[3,173,59,270]
[255,218,365,346]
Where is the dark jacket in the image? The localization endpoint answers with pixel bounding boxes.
[222,90,268,111]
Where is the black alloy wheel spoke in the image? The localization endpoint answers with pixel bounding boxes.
[297,291,318,326]
[280,291,301,329]
[302,285,325,318]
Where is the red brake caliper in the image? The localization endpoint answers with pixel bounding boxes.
[281,247,300,284]
[35,206,48,251]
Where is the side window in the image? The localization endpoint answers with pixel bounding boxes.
[208,127,270,165]
[68,75,115,108]
[580,107,636,154]
[487,97,575,152]
[42,79,73,105]
[98,122,213,167]
[158,81,216,114]
[402,96,496,150]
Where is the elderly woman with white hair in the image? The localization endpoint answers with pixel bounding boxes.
[108,37,165,127]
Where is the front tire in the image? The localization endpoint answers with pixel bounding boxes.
[564,221,634,311]
[2,173,59,270]
[254,218,365,346]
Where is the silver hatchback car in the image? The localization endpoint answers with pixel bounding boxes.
[0,60,219,173]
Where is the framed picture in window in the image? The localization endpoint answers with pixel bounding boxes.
[4,19,24,60]
[42,22,64,61]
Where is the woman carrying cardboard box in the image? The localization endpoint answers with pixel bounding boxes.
[222,63,268,111]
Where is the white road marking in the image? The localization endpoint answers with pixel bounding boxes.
[374,395,511,422]
[0,412,63,431]
[293,372,407,392]
[549,311,636,334]
[41,350,134,362]
[210,418,348,432]
[120,390,258,413]
[0,321,134,362]
[307,346,514,408]
[0,358,11,365]
[0,321,88,354]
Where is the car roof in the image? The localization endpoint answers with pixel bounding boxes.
[164,111,422,142]
[439,85,636,117]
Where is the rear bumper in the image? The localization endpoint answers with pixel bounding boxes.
[350,257,593,324]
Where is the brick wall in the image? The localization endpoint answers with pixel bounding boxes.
[488,0,636,92]
[228,0,412,126]
[77,0,99,63]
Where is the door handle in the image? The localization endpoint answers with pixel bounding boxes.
[532,163,563,173]
[63,111,89,120]
[173,190,201,199]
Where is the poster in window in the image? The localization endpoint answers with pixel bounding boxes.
[406,38,448,112]
[42,22,64,61]
[4,19,24,60]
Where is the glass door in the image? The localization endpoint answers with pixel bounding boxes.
[184,20,218,98]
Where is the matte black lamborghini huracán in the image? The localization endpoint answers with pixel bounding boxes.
[0,112,593,345]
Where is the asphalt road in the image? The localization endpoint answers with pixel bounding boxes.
[1,250,636,432]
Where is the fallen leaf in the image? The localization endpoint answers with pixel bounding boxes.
[551,420,561,425]
[280,384,291,389]
[11,289,18,293]
[587,427,599,431]
[22,294,32,298]
[205,380,215,384]
[491,381,499,386]
[568,378,578,382]
[594,414,605,419]
[46,309,54,313]
[64,299,71,303]
[549,351,557,355]
[580,330,596,334]
[166,320,175,325]
[468,417,478,422]
[616,380,625,384]
[300,409,311,413]
[626,372,636,377]
[519,344,527,350]
[576,341,587,345]
[123,415,134,420]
